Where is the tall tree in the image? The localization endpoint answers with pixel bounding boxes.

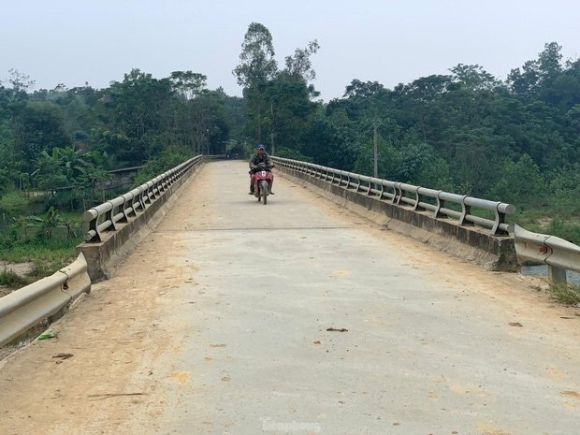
[105,69,173,165]
[284,40,320,97]
[233,23,278,89]
[233,23,279,145]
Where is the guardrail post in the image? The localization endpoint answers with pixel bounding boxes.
[138,187,147,211]
[393,183,402,205]
[105,202,118,231]
[315,166,322,179]
[87,218,101,242]
[434,193,444,218]
[120,196,131,222]
[459,196,472,226]
[413,187,423,211]
[548,266,567,284]
[367,180,375,196]
[377,182,385,200]
[491,205,507,236]
[129,194,139,216]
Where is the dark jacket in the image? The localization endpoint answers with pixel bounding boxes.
[249,152,273,171]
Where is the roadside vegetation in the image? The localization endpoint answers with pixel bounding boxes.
[549,282,580,306]
[1,23,580,290]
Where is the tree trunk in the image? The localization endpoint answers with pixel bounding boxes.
[270,100,275,155]
[373,122,378,178]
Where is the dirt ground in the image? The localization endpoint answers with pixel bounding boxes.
[0,286,11,298]
[0,163,578,435]
[0,261,34,276]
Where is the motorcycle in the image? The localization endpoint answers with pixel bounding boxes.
[252,164,274,205]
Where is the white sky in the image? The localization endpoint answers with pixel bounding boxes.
[1,0,579,101]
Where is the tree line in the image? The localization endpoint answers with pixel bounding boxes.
[0,68,240,212]
[1,23,579,245]
[232,24,580,241]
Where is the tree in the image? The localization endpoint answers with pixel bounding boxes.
[233,23,279,144]
[262,73,317,153]
[508,42,563,101]
[449,64,499,91]
[13,102,71,173]
[284,40,320,87]
[105,69,174,164]
[233,23,278,89]
[489,154,547,205]
[170,71,207,100]
[6,69,35,93]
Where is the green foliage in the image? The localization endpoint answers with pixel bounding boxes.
[0,255,73,289]
[234,23,320,150]
[488,154,547,205]
[547,165,580,216]
[133,146,192,187]
[233,22,278,89]
[549,282,580,305]
[0,219,80,270]
[0,204,82,271]
[0,35,579,274]
[0,270,28,288]
[275,146,313,162]
[415,157,455,192]
[546,218,580,244]
[0,190,30,212]
[13,101,72,173]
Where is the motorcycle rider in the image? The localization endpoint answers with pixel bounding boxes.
[248,144,274,194]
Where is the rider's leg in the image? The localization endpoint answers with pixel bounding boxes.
[249,174,255,194]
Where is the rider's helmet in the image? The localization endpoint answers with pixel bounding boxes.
[257,144,265,150]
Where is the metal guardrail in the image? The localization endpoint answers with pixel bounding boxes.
[272,157,515,235]
[513,224,580,284]
[0,253,91,347]
[0,155,222,347]
[83,155,204,242]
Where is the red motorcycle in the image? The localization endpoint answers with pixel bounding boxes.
[252,165,274,205]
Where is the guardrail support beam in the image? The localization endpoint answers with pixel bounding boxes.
[548,265,567,284]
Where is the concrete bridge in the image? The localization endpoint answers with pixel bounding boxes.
[1,161,579,435]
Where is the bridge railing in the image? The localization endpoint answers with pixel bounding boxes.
[0,155,215,347]
[0,253,91,347]
[83,155,203,243]
[513,224,580,285]
[272,157,515,236]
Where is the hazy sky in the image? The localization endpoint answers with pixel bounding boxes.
[1,0,579,101]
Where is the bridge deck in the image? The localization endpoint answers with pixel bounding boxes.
[1,161,579,435]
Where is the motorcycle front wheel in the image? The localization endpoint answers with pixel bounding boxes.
[260,180,269,205]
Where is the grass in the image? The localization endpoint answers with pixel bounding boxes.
[0,191,31,212]
[0,270,29,288]
[0,257,73,290]
[0,235,81,290]
[0,243,79,264]
[507,207,580,244]
[0,195,85,291]
[549,282,580,306]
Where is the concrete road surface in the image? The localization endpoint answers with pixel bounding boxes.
[1,161,579,435]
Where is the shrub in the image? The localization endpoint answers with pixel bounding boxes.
[549,282,580,305]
